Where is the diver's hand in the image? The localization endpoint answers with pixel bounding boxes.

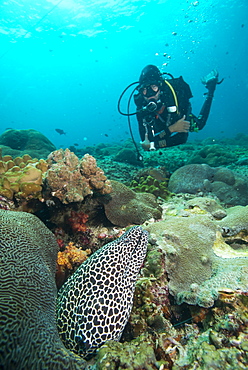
[201,69,219,93]
[141,141,151,151]
[140,134,152,151]
[169,115,190,133]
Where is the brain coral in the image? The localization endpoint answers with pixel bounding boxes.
[0,209,87,369]
[45,149,112,204]
[103,180,162,227]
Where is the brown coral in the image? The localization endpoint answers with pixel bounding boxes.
[44,149,112,204]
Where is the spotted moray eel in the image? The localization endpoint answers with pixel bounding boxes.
[57,226,148,358]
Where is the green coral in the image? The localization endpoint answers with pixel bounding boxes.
[130,175,170,200]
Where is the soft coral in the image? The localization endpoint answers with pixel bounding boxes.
[68,210,89,233]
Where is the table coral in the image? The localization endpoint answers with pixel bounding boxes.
[45,149,112,204]
[0,209,87,369]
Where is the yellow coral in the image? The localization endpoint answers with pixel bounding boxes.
[0,153,47,200]
[57,242,91,271]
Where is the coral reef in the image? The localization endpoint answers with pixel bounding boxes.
[188,143,238,166]
[0,129,56,159]
[95,333,163,370]
[186,196,227,219]
[0,152,48,200]
[56,241,91,288]
[0,209,87,369]
[168,164,248,206]
[102,180,162,227]
[217,205,248,236]
[44,149,112,204]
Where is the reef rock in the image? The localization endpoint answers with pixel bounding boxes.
[44,149,112,204]
[0,209,87,369]
[103,180,162,227]
[168,164,248,206]
[0,129,56,159]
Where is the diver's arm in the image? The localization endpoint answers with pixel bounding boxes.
[193,69,222,130]
[192,92,214,130]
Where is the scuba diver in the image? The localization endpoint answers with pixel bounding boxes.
[133,65,223,151]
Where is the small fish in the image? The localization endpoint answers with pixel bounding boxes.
[104,134,109,137]
[55,129,66,135]
[74,143,79,147]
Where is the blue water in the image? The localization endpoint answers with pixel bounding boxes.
[0,0,247,149]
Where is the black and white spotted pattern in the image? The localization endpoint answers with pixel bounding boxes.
[57,226,148,357]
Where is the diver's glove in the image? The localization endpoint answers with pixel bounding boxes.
[201,69,223,95]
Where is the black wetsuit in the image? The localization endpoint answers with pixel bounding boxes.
[134,76,215,149]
